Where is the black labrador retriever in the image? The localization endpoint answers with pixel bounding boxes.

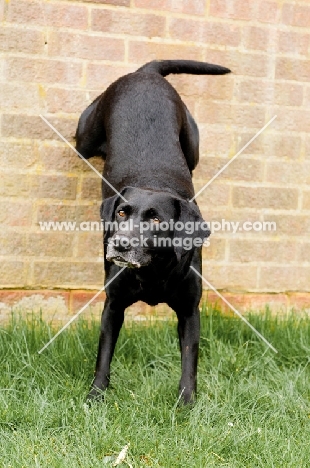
[75,60,231,403]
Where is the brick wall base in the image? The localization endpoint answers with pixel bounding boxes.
[0,289,309,324]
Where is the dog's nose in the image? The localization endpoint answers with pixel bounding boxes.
[111,235,131,252]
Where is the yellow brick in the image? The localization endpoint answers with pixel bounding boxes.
[259,266,310,292]
[31,175,78,200]
[202,238,226,261]
[0,261,27,287]
[33,261,104,288]
[0,232,26,256]
[303,191,310,210]
[201,263,258,291]
[232,186,298,210]
[26,233,74,257]
[229,239,297,263]
[0,174,29,197]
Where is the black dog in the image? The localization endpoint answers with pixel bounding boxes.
[75,60,231,403]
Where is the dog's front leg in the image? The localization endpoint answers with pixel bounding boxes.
[176,307,200,404]
[87,299,124,400]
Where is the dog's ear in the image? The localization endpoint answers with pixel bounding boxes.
[100,194,121,240]
[100,187,133,239]
[173,199,211,261]
[100,195,118,223]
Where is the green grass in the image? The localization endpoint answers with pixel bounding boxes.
[0,308,310,467]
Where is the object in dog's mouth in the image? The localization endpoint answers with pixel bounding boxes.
[109,256,141,269]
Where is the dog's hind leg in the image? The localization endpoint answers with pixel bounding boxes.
[75,94,107,160]
[179,106,200,176]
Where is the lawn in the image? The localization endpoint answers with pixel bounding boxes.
[0,308,310,467]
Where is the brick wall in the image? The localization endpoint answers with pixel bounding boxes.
[0,0,309,318]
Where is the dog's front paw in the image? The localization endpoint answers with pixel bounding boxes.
[178,385,196,406]
[86,385,106,403]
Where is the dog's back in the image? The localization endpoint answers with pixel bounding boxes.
[75,60,231,199]
[102,71,195,198]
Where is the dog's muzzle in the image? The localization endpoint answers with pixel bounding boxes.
[106,235,145,268]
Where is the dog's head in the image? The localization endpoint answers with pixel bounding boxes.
[101,187,210,268]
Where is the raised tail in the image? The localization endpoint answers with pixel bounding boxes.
[136,59,231,77]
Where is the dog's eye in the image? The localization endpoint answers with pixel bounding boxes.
[118,210,126,217]
[153,217,160,223]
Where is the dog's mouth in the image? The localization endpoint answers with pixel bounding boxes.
[107,255,141,269]
[106,242,152,269]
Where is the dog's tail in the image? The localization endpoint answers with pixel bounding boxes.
[136,60,231,77]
